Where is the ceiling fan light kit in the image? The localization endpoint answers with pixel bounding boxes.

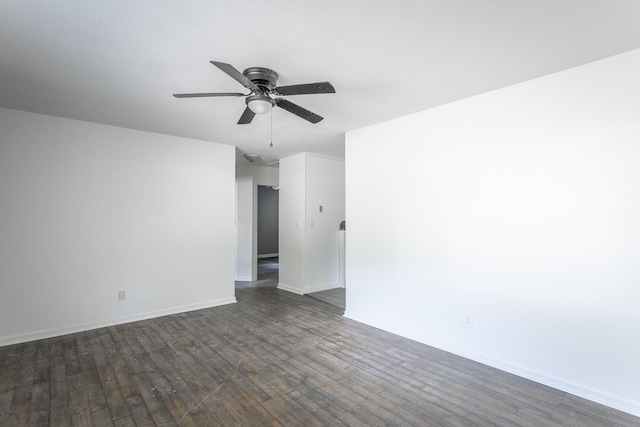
[174,61,335,125]
[246,94,273,114]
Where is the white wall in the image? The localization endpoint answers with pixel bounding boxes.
[237,164,279,186]
[235,174,256,281]
[278,154,306,294]
[305,154,346,293]
[235,164,279,280]
[0,108,236,346]
[278,153,345,294]
[345,49,640,417]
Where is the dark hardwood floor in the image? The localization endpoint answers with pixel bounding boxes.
[1,259,639,426]
[307,287,346,310]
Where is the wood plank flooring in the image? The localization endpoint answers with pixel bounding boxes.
[306,288,346,310]
[1,260,639,426]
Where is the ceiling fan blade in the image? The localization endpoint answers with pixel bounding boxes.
[210,61,258,91]
[275,98,323,123]
[237,106,256,124]
[173,92,246,98]
[276,82,335,96]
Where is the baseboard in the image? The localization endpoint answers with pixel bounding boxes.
[343,310,640,418]
[257,253,278,259]
[277,282,304,295]
[304,282,340,294]
[0,297,237,347]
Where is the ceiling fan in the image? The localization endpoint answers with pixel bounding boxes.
[174,61,335,124]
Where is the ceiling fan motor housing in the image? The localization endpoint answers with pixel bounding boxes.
[243,67,279,113]
[243,67,279,92]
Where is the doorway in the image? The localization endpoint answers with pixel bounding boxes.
[257,185,279,280]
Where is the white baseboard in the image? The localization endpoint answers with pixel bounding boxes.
[304,282,340,294]
[277,282,304,295]
[343,310,640,418]
[0,297,237,347]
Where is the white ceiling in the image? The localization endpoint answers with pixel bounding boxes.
[2,1,640,165]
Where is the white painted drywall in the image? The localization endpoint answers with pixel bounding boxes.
[0,108,236,346]
[235,164,279,280]
[235,174,256,281]
[278,153,345,294]
[278,154,306,294]
[345,49,640,417]
[237,164,279,186]
[339,231,346,288]
[304,154,345,293]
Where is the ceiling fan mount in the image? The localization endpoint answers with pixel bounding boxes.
[174,61,335,125]
[242,67,279,91]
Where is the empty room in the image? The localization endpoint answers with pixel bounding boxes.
[1,1,640,426]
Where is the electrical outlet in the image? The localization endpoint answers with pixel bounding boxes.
[118,290,126,301]
[463,313,474,329]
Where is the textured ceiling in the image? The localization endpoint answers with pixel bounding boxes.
[1,1,640,165]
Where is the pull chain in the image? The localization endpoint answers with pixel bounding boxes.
[269,107,273,148]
